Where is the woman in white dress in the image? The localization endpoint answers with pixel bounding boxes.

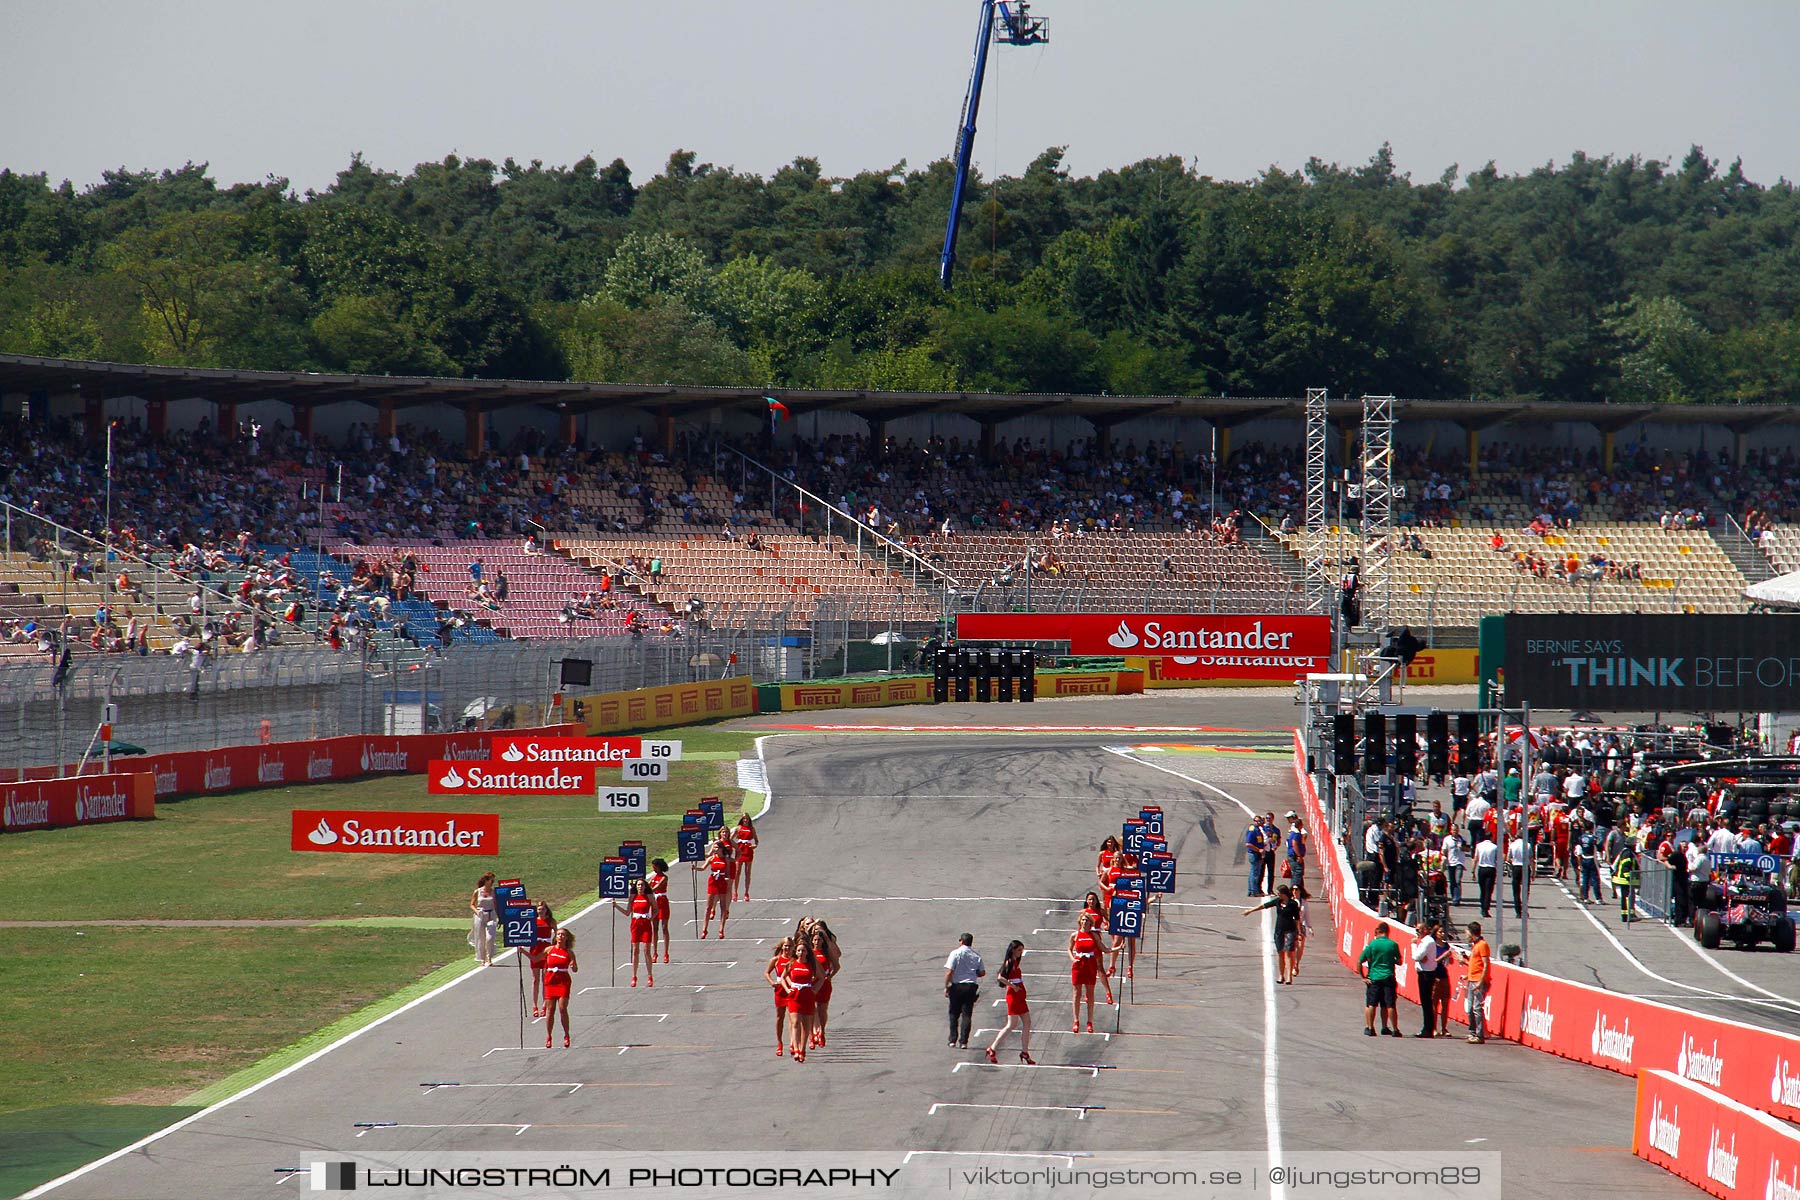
[468,872,498,965]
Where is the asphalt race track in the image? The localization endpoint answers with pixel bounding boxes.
[34,692,1694,1199]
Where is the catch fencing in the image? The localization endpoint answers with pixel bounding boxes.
[4,624,796,776]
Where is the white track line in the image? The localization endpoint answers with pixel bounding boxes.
[929,1102,1095,1119]
[1548,878,1800,1015]
[1104,748,1285,1200]
[903,1151,1093,1165]
[355,1123,532,1137]
[953,1062,1101,1077]
[18,891,616,1200]
[974,1028,1111,1040]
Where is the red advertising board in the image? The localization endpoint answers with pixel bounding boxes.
[1,772,154,832]
[1634,1069,1800,1199]
[958,613,1329,678]
[425,760,594,795]
[489,734,641,765]
[291,809,499,855]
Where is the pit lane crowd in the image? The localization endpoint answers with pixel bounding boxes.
[1354,728,1797,929]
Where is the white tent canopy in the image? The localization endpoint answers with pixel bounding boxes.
[1746,570,1800,610]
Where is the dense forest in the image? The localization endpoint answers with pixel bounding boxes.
[1,145,1796,404]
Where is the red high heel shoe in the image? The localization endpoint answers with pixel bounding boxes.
[1020,1051,1035,1065]
[1086,1021,1094,1033]
[563,1034,570,1048]
[662,951,670,963]
[1071,1021,1079,1033]
[630,975,637,987]
[544,1036,552,1048]
[984,1047,997,1064]
[776,1043,784,1056]
[646,976,654,988]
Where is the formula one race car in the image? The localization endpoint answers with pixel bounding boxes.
[1694,853,1795,952]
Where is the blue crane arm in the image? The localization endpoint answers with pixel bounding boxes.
[938,1,999,290]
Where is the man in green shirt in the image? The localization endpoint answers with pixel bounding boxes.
[1359,921,1403,1037]
[1501,767,1523,807]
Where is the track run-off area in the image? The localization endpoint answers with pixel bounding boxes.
[25,692,1747,1199]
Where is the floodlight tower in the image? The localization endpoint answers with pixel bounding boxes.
[938,1,1049,289]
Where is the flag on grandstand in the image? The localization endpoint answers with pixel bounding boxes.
[765,396,789,428]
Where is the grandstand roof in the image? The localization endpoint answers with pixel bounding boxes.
[1,353,1794,432]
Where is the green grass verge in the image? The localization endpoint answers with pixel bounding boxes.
[0,723,763,1196]
[0,1104,200,1200]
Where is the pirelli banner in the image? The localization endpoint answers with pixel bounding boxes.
[956,613,1330,681]
[779,677,933,711]
[1503,614,1800,710]
[574,676,758,735]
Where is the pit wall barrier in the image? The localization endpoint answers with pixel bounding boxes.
[1634,1069,1800,1198]
[1,725,584,829]
[1291,730,1800,1125]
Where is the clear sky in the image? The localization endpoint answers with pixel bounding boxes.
[6,0,1797,194]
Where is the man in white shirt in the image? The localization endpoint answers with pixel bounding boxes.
[1562,771,1588,803]
[1450,773,1472,815]
[1705,821,1738,857]
[943,933,986,1048]
[1508,835,1529,918]
[1474,835,1500,918]
[1465,795,1493,846]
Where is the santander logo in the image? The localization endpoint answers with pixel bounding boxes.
[1677,1035,1724,1088]
[1592,1014,1636,1065]
[154,769,178,796]
[1769,1155,1800,1200]
[257,755,285,784]
[500,743,526,762]
[1773,1057,1800,1108]
[1107,621,1140,650]
[307,818,339,846]
[438,767,466,790]
[361,744,408,772]
[204,760,232,789]
[1521,994,1554,1040]
[1706,1126,1738,1189]
[1646,1096,1681,1157]
[307,752,334,780]
[5,797,51,828]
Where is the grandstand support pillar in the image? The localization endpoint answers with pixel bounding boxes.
[376,397,396,440]
[979,421,996,461]
[1217,425,1232,467]
[1602,431,1615,474]
[658,411,674,455]
[1341,427,1355,472]
[559,408,578,447]
[216,401,237,440]
[1095,422,1113,456]
[464,406,487,455]
[870,418,887,458]
[146,398,168,439]
[83,391,104,443]
[1733,429,1747,468]
[293,403,314,443]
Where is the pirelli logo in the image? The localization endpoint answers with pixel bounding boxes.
[1054,677,1114,696]
[791,687,843,707]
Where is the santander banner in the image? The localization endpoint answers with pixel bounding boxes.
[425,760,595,795]
[1634,1068,1800,1199]
[291,809,498,855]
[1,772,154,832]
[490,735,641,764]
[957,613,1330,679]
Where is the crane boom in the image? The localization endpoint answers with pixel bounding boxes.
[938,1,1047,290]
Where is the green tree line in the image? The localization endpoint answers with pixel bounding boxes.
[1,144,1796,403]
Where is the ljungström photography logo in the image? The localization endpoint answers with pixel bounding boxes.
[310,1160,355,1191]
